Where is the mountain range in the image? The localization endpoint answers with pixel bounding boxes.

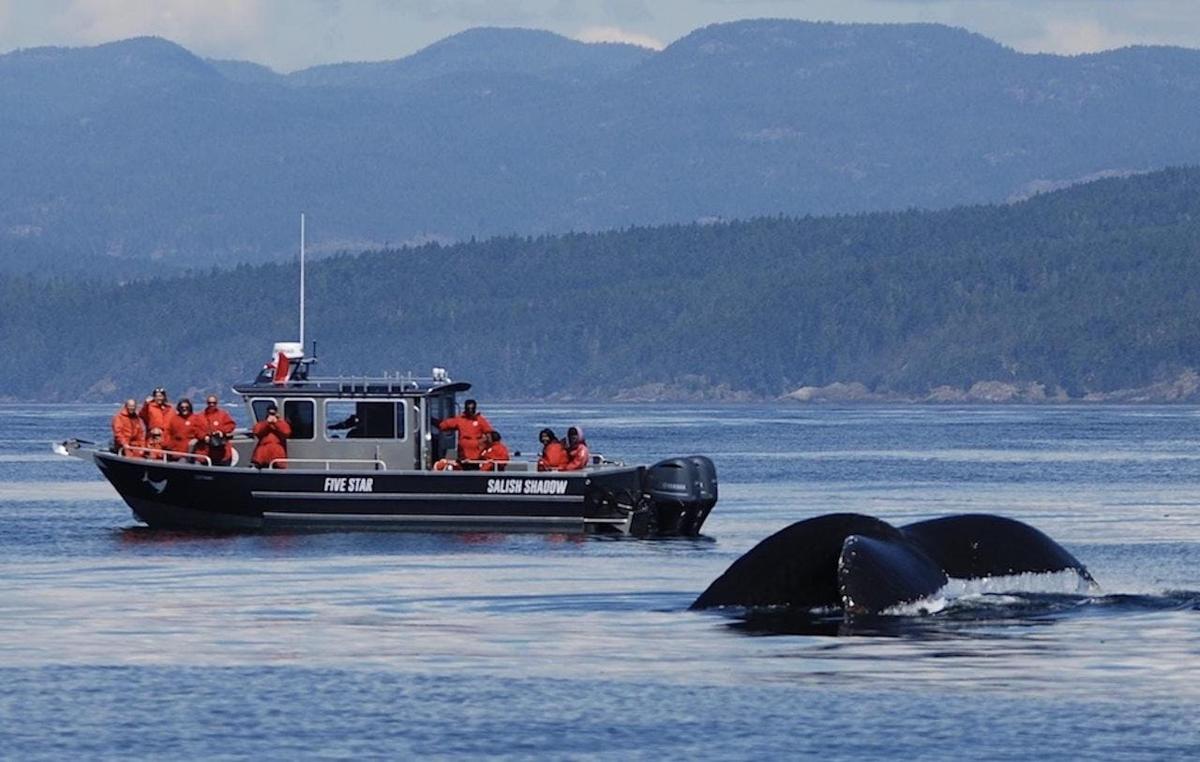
[4,20,1200,272]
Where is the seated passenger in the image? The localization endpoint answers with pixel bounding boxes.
[144,428,169,460]
[562,426,591,472]
[479,431,511,472]
[111,398,146,455]
[166,399,205,460]
[251,404,292,469]
[139,387,176,434]
[537,428,567,472]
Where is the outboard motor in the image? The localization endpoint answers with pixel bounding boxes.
[642,455,718,536]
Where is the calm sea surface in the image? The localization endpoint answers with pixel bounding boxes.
[1,403,1198,759]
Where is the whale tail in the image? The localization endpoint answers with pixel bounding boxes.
[692,513,1093,615]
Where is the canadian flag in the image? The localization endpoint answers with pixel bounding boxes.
[272,352,290,384]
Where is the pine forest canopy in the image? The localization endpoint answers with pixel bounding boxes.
[3,166,1200,402]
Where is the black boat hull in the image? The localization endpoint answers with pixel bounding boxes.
[93,452,713,536]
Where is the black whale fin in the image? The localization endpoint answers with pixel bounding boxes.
[838,534,949,615]
[691,513,902,610]
[901,514,1094,582]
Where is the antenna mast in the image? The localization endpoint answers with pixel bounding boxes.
[299,212,306,348]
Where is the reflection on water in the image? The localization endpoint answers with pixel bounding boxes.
[2,403,1200,757]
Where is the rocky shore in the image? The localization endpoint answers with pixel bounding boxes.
[782,370,1200,404]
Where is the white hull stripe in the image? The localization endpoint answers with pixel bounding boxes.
[262,512,584,524]
[252,490,583,503]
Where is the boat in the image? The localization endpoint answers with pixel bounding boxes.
[57,341,718,537]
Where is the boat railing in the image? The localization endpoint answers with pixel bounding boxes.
[270,458,388,471]
[121,446,212,467]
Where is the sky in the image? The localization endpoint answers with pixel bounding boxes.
[1,0,1199,72]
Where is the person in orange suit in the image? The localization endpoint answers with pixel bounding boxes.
[562,426,591,471]
[479,431,511,472]
[437,399,493,469]
[143,428,169,460]
[251,404,292,469]
[195,395,237,466]
[111,398,146,455]
[165,399,205,459]
[537,428,568,472]
[139,387,176,435]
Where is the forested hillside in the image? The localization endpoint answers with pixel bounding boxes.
[4,167,1200,402]
[4,21,1200,273]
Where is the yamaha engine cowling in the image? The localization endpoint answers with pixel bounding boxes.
[642,455,718,536]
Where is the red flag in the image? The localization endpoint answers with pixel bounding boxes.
[272,352,290,384]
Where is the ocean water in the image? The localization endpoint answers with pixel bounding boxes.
[1,403,1198,760]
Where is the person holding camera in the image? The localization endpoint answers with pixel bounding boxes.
[251,404,292,469]
[195,395,237,466]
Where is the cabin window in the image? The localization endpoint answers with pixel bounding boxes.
[251,399,277,422]
[284,400,315,440]
[324,400,407,440]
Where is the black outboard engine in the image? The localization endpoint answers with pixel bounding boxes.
[642,455,718,536]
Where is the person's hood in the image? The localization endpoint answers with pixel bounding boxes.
[567,426,587,445]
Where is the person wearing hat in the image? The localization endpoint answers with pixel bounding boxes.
[139,387,176,435]
[251,404,292,469]
[562,426,591,471]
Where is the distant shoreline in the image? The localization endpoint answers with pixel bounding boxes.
[5,371,1200,406]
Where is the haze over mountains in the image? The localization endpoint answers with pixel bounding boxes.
[4,19,1200,272]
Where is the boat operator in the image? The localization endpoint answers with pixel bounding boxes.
[437,399,494,470]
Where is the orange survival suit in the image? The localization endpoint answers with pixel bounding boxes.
[111,408,146,455]
[139,400,175,435]
[479,438,511,472]
[438,408,494,462]
[166,411,206,457]
[537,429,568,472]
[251,415,292,469]
[562,427,591,471]
[195,405,237,464]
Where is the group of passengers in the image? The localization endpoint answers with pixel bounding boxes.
[434,399,590,472]
[110,388,252,467]
[113,392,593,472]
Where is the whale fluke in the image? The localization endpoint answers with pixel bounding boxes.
[838,534,948,614]
[692,512,1093,615]
[901,514,1093,582]
[690,513,900,610]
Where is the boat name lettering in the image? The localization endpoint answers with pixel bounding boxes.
[323,477,375,493]
[485,478,569,495]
